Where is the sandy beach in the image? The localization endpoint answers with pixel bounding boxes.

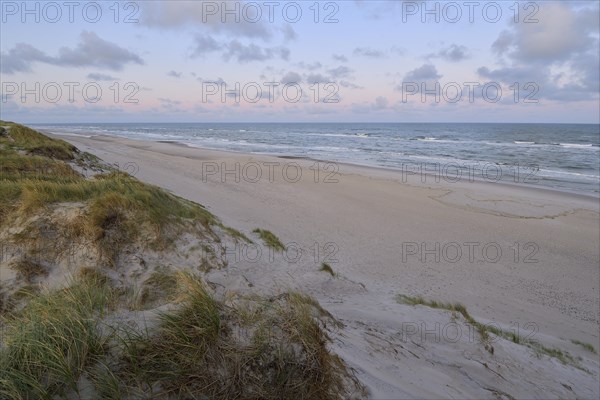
[46,131,600,399]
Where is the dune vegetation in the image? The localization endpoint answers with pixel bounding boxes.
[396,294,584,368]
[0,122,364,399]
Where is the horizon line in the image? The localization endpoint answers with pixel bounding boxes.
[23,121,600,125]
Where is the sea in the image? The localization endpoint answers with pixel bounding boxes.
[32,123,600,196]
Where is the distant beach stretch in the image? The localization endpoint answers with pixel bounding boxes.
[35,123,600,195]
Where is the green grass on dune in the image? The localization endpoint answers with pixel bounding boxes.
[0,272,361,399]
[21,171,214,225]
[396,294,583,367]
[0,153,80,181]
[0,274,114,399]
[103,273,355,399]
[252,228,285,251]
[396,294,491,344]
[0,121,255,273]
[221,226,253,243]
[571,339,597,354]
[1,168,214,228]
[0,121,77,160]
[0,122,216,249]
[320,262,336,277]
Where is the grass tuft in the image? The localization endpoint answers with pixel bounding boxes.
[76,267,110,286]
[0,277,114,399]
[396,293,583,366]
[1,123,217,243]
[9,259,47,283]
[221,225,252,243]
[134,267,179,309]
[320,262,336,277]
[571,339,597,354]
[108,274,360,399]
[252,228,285,251]
[0,122,76,160]
[395,294,490,344]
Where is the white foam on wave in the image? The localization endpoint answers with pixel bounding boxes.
[49,131,93,138]
[559,143,595,148]
[538,169,600,180]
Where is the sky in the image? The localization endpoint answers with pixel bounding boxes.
[1,0,599,123]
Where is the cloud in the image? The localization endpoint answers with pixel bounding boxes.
[339,80,363,89]
[373,96,389,110]
[306,73,330,84]
[1,31,143,74]
[198,77,226,85]
[281,71,302,84]
[223,40,289,63]
[139,1,271,39]
[158,98,181,104]
[304,106,339,115]
[570,53,600,94]
[332,54,348,62]
[390,46,405,56]
[353,47,386,58]
[404,64,442,81]
[280,25,297,41]
[158,97,182,110]
[190,35,290,63]
[427,44,469,62]
[296,61,322,71]
[477,66,537,83]
[191,34,222,57]
[56,31,144,70]
[157,97,181,105]
[327,66,352,78]
[87,73,119,81]
[493,3,598,63]
[167,70,182,78]
[482,2,599,101]
[1,102,133,123]
[477,64,598,102]
[491,31,513,55]
[2,44,55,73]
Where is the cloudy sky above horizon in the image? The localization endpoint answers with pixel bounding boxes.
[1,0,599,123]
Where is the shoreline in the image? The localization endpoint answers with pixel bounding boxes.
[43,130,600,202]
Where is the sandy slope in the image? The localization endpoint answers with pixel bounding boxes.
[50,132,600,399]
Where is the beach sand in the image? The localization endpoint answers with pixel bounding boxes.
[49,132,600,399]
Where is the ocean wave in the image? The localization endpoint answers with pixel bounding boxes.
[52,131,93,138]
[413,137,461,144]
[306,133,354,138]
[538,169,600,180]
[559,143,596,149]
[312,145,353,151]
